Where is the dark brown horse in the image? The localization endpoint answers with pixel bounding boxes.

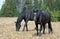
[33,9,53,35]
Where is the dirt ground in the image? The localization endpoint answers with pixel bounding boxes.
[0,17,60,39]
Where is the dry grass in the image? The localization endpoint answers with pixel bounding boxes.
[0,17,60,39]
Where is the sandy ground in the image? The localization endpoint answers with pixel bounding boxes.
[0,17,60,39]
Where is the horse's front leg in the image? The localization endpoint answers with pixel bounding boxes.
[22,20,28,31]
[25,21,28,31]
[25,19,28,31]
[39,23,42,36]
[35,22,38,35]
[48,22,53,34]
[22,19,26,31]
[22,24,26,31]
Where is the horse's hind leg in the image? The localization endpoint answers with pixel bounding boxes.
[48,22,53,33]
[26,22,28,31]
[43,24,45,34]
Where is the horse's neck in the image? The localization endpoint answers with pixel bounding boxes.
[17,13,25,24]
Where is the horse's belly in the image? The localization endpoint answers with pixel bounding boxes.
[37,20,48,24]
[29,18,34,21]
[37,21,41,24]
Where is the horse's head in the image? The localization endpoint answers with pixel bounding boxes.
[15,21,21,31]
[33,9,39,21]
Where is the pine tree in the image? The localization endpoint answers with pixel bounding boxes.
[1,0,19,17]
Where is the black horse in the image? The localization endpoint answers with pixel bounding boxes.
[16,7,35,31]
[33,9,53,35]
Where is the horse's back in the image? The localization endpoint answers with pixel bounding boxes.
[42,11,50,17]
[41,11,51,24]
[25,9,34,20]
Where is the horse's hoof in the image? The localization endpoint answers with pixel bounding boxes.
[36,34,39,36]
[39,34,41,36]
[48,31,50,34]
[43,32,45,34]
[26,30,28,31]
[48,31,53,34]
[39,32,42,36]
[16,29,19,31]
[50,31,53,34]
[36,33,38,36]
[22,29,25,31]
[35,27,36,30]
[43,33,45,34]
